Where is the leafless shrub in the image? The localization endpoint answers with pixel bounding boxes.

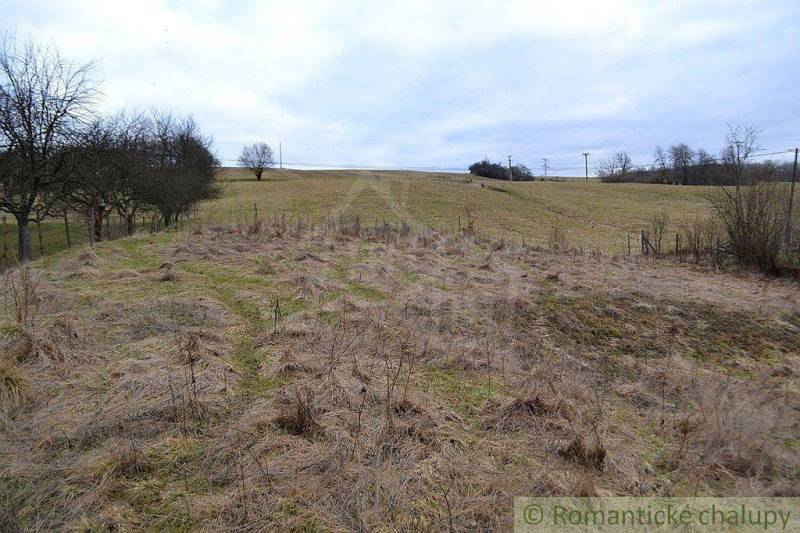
[325,317,365,376]
[650,212,668,255]
[681,217,720,261]
[1,267,73,365]
[274,385,321,437]
[711,179,788,272]
[4,266,40,328]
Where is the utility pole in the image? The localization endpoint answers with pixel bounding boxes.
[279,141,283,170]
[507,155,513,181]
[541,158,549,179]
[582,152,590,182]
[786,147,798,248]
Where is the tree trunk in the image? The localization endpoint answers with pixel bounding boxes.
[256,170,263,181]
[16,213,32,263]
[126,213,136,236]
[93,208,103,243]
[88,206,95,247]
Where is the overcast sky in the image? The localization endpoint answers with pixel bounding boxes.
[3,0,799,175]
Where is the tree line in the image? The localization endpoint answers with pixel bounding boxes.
[596,128,794,185]
[0,36,219,263]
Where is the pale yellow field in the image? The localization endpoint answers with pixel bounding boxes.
[200,168,714,254]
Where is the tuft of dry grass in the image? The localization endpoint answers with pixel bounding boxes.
[0,362,30,410]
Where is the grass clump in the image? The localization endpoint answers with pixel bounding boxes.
[0,363,30,410]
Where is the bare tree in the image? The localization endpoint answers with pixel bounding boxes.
[0,35,96,261]
[595,157,618,180]
[238,142,274,181]
[693,149,714,185]
[653,146,669,183]
[596,151,632,182]
[64,112,150,240]
[720,125,759,198]
[140,111,220,226]
[669,143,695,185]
[614,151,633,175]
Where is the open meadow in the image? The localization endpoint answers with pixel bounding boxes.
[1,169,716,267]
[1,181,798,529]
[200,168,714,255]
[4,4,799,530]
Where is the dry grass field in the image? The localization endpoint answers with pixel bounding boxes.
[200,168,714,254]
[1,214,798,530]
[1,168,715,266]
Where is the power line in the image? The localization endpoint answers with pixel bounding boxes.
[221,144,798,175]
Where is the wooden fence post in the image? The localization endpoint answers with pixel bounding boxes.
[36,219,44,258]
[63,207,71,246]
[88,206,95,247]
[1,216,7,268]
[641,230,645,255]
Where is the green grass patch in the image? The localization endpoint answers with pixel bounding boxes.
[423,367,504,418]
[348,282,388,301]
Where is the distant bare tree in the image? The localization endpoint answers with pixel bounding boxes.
[693,149,715,185]
[720,125,759,197]
[238,142,275,181]
[0,35,96,261]
[595,158,617,180]
[669,143,695,185]
[653,146,669,183]
[614,151,632,175]
[596,151,632,182]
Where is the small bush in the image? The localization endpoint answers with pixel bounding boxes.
[4,267,40,328]
[711,180,788,273]
[650,212,669,255]
[682,217,720,261]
